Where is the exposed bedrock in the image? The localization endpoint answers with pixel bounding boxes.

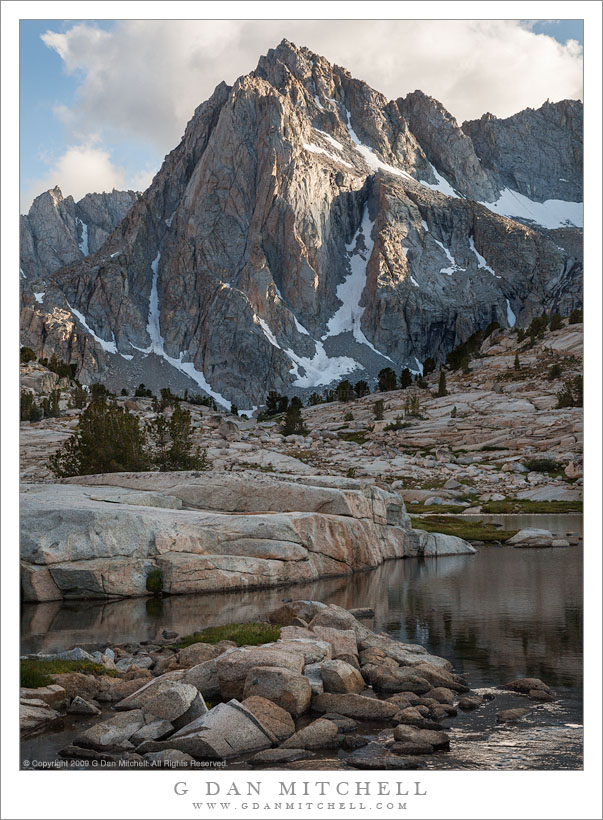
[20,472,474,601]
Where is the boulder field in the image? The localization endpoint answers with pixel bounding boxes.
[20,601,554,769]
[20,472,474,602]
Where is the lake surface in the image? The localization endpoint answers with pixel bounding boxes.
[21,514,583,769]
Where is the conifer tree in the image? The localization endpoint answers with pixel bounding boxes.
[437,369,448,397]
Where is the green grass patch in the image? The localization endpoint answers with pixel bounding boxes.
[410,515,518,542]
[173,622,282,650]
[480,444,509,452]
[21,659,114,689]
[337,431,368,445]
[480,499,582,514]
[418,504,467,514]
[238,461,276,473]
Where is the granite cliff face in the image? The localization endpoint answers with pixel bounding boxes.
[20,40,582,408]
[20,186,140,280]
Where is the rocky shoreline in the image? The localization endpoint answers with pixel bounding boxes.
[20,601,559,769]
[20,472,474,602]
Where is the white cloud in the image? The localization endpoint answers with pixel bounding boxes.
[33,19,582,202]
[20,142,153,212]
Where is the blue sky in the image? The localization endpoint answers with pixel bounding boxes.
[19,18,584,212]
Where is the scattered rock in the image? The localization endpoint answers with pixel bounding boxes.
[281,718,340,750]
[320,659,365,694]
[496,708,531,723]
[243,666,312,717]
[501,678,552,695]
[312,693,398,721]
[67,696,101,715]
[458,694,484,711]
[241,696,296,742]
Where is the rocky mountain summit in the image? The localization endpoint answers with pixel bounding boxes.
[20,39,582,408]
[20,186,140,280]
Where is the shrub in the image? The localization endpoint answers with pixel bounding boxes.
[308,392,324,406]
[69,384,89,409]
[484,321,501,338]
[437,369,447,397]
[547,362,563,381]
[404,392,422,417]
[446,329,483,371]
[354,380,370,398]
[373,399,385,420]
[343,411,354,422]
[41,352,76,380]
[517,328,526,342]
[384,415,411,431]
[265,390,289,416]
[451,406,457,418]
[549,313,564,331]
[346,467,356,478]
[514,352,520,371]
[423,357,436,376]
[20,346,36,364]
[148,404,210,471]
[335,379,354,402]
[528,313,548,341]
[556,375,583,408]
[134,383,153,398]
[49,398,150,477]
[523,457,559,473]
[281,398,308,436]
[20,390,42,422]
[145,568,163,595]
[568,308,583,324]
[41,389,61,418]
[377,367,397,392]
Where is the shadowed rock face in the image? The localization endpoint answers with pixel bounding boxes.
[20,187,140,279]
[19,39,582,407]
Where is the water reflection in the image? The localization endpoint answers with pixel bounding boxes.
[21,537,582,697]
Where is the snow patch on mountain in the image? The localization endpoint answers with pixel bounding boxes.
[323,206,394,363]
[285,340,360,388]
[303,142,353,169]
[134,251,231,409]
[469,236,499,277]
[432,238,465,275]
[67,302,118,356]
[256,316,281,349]
[480,188,583,229]
[34,292,45,304]
[346,111,412,180]
[75,217,89,256]
[506,298,516,327]
[419,163,460,198]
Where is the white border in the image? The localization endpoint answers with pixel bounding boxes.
[2,3,601,819]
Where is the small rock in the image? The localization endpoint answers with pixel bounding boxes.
[496,708,531,723]
[67,696,101,715]
[501,677,551,695]
[281,718,340,750]
[320,659,365,695]
[250,748,315,765]
[458,694,484,711]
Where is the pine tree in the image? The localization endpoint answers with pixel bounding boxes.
[514,352,520,370]
[281,397,308,435]
[377,367,397,392]
[164,403,209,470]
[49,398,150,477]
[373,399,385,420]
[437,369,448,397]
[336,379,354,402]
[422,357,436,376]
[354,380,370,398]
[399,368,412,389]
